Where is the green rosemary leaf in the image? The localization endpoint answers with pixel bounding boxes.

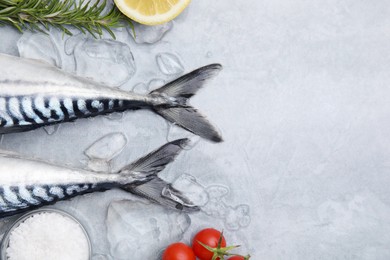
[0,0,135,38]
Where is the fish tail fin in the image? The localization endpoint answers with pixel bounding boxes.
[150,64,223,143]
[119,138,199,211]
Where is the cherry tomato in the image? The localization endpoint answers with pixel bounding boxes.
[228,256,246,260]
[192,228,226,260]
[162,242,196,260]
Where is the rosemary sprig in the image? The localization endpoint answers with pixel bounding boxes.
[0,0,134,39]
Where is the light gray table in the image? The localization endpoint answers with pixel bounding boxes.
[0,0,389,259]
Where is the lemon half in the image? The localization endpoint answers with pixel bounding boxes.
[114,0,191,26]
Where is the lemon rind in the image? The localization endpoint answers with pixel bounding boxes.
[115,0,191,26]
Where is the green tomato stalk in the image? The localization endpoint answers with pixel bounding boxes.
[197,231,251,260]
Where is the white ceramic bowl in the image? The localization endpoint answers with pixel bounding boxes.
[0,208,92,260]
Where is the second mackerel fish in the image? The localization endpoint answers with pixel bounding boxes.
[0,138,197,218]
[0,54,222,142]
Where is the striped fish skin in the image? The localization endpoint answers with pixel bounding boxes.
[0,184,102,217]
[0,153,130,217]
[0,54,223,142]
[0,138,200,217]
[0,80,157,134]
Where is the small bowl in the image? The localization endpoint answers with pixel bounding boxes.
[0,208,92,260]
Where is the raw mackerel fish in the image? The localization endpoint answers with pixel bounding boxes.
[0,138,198,218]
[0,54,222,142]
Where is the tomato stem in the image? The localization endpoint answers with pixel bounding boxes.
[196,231,250,260]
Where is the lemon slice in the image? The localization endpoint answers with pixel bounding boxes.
[114,0,191,26]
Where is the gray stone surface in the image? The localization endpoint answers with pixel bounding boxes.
[1,0,390,259]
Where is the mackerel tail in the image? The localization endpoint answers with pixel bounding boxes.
[0,138,199,218]
[149,64,223,142]
[0,56,223,142]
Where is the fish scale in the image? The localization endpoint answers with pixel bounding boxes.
[0,94,123,131]
[0,138,200,217]
[19,97,38,124]
[0,54,223,142]
[0,183,104,214]
[17,186,41,205]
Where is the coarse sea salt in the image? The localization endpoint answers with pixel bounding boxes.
[5,211,90,260]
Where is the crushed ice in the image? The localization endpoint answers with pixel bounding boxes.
[106,200,190,259]
[130,22,173,44]
[171,174,209,206]
[132,82,149,94]
[156,53,184,75]
[85,133,127,160]
[17,32,61,67]
[84,133,127,172]
[71,38,136,87]
[202,185,251,231]
[147,78,166,91]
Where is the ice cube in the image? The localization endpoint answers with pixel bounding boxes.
[202,198,230,219]
[132,83,149,94]
[166,123,200,150]
[156,53,184,75]
[202,186,251,230]
[64,33,87,55]
[130,22,173,44]
[87,159,111,173]
[171,174,209,206]
[112,240,131,260]
[224,204,251,231]
[147,78,166,92]
[17,32,61,67]
[207,185,230,199]
[0,26,22,56]
[73,38,136,87]
[84,132,127,161]
[106,200,190,259]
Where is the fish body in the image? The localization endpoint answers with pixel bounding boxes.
[0,54,222,142]
[0,79,160,133]
[0,139,198,217]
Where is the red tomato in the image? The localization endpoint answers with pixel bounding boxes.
[228,256,246,260]
[162,242,196,260]
[192,228,226,260]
